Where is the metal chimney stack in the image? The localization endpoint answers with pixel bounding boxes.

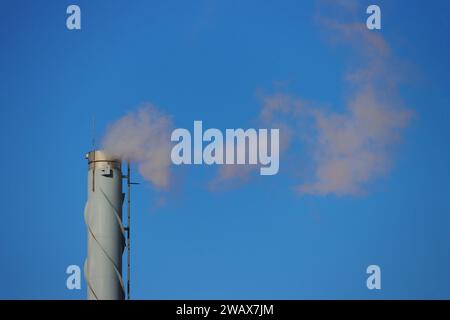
[84,150,125,300]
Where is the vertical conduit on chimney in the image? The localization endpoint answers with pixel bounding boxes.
[84,150,125,300]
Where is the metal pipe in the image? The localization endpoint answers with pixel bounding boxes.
[84,150,125,300]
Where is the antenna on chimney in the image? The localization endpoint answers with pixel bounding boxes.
[91,117,96,150]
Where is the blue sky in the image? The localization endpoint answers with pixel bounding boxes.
[1,0,450,299]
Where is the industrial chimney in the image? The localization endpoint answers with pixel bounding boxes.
[84,150,125,300]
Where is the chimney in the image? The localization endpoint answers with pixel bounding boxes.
[84,150,125,300]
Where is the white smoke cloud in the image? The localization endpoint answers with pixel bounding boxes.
[209,91,300,188]
[213,1,413,196]
[102,104,173,190]
[297,5,412,195]
[102,1,412,197]
[299,86,411,196]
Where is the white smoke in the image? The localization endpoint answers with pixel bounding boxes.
[296,5,413,195]
[102,104,173,190]
[102,1,413,197]
[212,1,413,196]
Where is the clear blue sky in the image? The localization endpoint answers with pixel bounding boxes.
[1,0,450,299]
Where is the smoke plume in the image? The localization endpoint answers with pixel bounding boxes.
[297,3,412,195]
[102,104,173,190]
[213,0,413,196]
[102,1,413,197]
